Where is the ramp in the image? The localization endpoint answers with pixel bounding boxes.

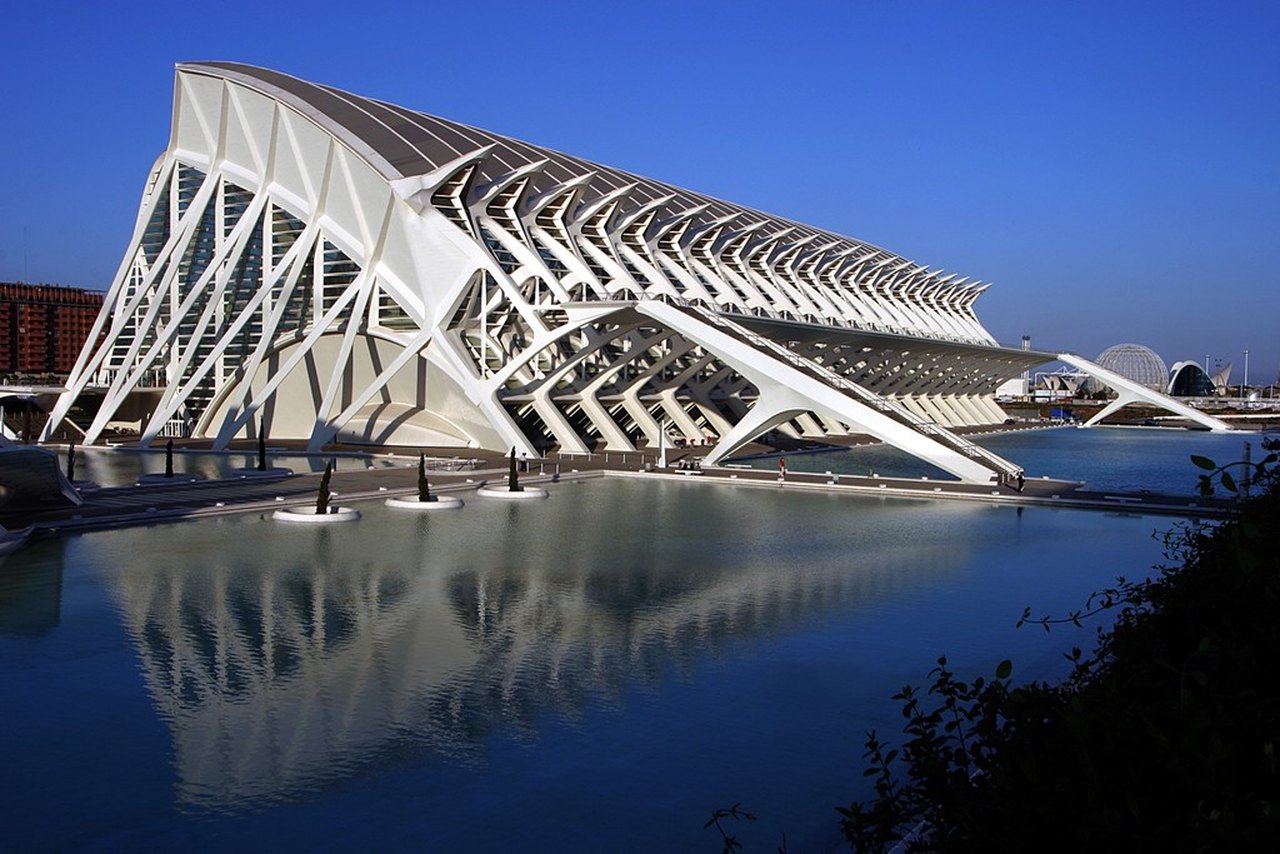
[1057,353,1233,432]
[638,300,1023,484]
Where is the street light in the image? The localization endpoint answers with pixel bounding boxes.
[1243,349,1249,402]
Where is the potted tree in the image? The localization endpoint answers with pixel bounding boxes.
[386,452,463,510]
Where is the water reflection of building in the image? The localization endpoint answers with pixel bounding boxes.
[0,539,64,637]
[108,500,974,809]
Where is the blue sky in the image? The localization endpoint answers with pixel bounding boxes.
[2,0,1277,382]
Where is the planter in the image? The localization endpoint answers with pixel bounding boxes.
[136,473,203,485]
[228,467,295,479]
[272,506,361,523]
[386,495,464,510]
[476,485,549,500]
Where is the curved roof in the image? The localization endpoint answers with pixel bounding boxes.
[179,62,964,281]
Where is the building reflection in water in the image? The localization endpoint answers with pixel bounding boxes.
[0,539,65,637]
[102,481,980,810]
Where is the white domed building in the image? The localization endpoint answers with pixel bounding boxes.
[1082,344,1168,395]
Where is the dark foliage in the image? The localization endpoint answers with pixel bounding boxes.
[508,447,522,492]
[418,452,431,502]
[840,438,1280,851]
[705,804,788,853]
[315,461,333,514]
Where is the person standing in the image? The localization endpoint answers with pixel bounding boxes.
[778,456,787,481]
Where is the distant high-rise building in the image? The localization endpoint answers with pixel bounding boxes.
[0,283,105,376]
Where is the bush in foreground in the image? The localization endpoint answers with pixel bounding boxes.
[840,441,1279,851]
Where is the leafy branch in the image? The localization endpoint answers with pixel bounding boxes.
[703,804,788,853]
[704,803,756,853]
[1191,436,1278,497]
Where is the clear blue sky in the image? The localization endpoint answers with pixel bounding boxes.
[2,0,1277,382]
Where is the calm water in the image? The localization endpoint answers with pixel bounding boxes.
[745,426,1260,494]
[0,430,1240,851]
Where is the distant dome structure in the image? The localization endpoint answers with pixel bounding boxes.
[1093,344,1169,392]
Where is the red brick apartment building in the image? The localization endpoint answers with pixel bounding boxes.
[0,282,104,376]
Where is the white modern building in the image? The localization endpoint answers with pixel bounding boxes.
[41,64,1227,483]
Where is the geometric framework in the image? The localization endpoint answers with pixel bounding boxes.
[45,63,1053,482]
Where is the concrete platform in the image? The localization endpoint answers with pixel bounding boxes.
[0,449,1239,539]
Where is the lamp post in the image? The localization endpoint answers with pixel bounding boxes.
[1242,349,1249,402]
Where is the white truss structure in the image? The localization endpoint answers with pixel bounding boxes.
[1058,353,1233,431]
[46,63,1050,482]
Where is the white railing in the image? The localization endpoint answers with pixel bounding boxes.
[158,417,191,438]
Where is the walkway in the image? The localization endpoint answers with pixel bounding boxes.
[0,449,1237,538]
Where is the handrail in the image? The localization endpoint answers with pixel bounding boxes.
[666,298,1023,480]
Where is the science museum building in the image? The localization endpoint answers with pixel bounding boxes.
[45,63,1103,483]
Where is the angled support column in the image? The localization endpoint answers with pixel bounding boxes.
[949,394,987,425]
[620,394,662,447]
[656,389,702,440]
[975,394,1009,424]
[702,390,808,465]
[795,413,827,438]
[898,395,932,422]
[575,390,635,451]
[916,395,955,427]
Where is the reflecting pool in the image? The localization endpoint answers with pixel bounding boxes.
[744,426,1257,494]
[64,447,456,488]
[0,454,1189,850]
